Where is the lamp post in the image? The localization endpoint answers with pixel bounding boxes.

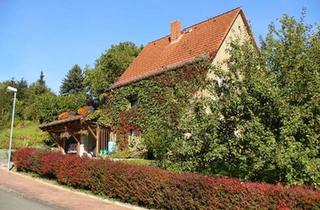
[6,86,17,171]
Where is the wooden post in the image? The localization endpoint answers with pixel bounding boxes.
[72,135,81,156]
[96,126,100,155]
[107,129,109,153]
[57,142,64,154]
[63,139,66,154]
[77,141,80,156]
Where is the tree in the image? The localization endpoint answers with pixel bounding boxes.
[26,93,87,123]
[60,64,85,95]
[167,13,320,186]
[0,79,30,124]
[0,81,12,126]
[29,71,51,95]
[15,78,28,100]
[85,42,142,96]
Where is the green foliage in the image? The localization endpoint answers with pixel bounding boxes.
[102,59,209,162]
[120,158,155,166]
[26,93,87,123]
[169,13,320,186]
[100,13,320,186]
[29,71,51,95]
[0,81,13,127]
[60,64,85,95]
[0,70,87,149]
[0,121,48,149]
[85,42,142,96]
[0,73,52,125]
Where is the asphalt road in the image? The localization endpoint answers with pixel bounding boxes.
[0,188,61,210]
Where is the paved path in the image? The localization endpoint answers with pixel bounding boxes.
[0,187,59,210]
[0,159,7,168]
[0,168,144,210]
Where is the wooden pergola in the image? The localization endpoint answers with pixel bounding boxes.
[39,116,110,156]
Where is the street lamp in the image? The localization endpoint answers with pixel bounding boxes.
[6,86,17,171]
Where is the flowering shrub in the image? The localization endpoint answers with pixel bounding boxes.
[58,112,70,120]
[13,148,320,210]
[77,105,94,117]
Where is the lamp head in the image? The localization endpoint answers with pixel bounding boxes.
[6,86,17,92]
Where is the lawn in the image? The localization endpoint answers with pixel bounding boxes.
[0,121,48,150]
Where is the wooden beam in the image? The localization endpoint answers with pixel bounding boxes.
[72,135,80,143]
[87,126,97,140]
[72,134,81,156]
[49,133,65,154]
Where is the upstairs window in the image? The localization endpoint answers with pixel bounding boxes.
[128,94,139,108]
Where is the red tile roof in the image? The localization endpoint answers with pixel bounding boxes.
[110,7,248,89]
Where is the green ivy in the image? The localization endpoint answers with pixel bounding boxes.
[100,59,210,160]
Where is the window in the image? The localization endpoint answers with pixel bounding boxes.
[128,94,139,108]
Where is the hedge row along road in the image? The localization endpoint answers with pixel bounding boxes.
[13,148,320,210]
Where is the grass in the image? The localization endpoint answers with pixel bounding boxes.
[0,149,7,159]
[120,159,155,166]
[0,120,48,150]
[102,150,155,166]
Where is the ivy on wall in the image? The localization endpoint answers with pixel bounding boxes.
[100,57,210,159]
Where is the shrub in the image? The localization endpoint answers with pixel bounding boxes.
[13,147,37,171]
[13,148,320,210]
[38,152,63,177]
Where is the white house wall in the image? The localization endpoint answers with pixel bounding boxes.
[209,14,250,78]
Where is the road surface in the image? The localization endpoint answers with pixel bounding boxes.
[0,187,61,210]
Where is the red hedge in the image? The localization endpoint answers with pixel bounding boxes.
[13,148,320,209]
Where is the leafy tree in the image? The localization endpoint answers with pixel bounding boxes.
[0,81,12,126]
[168,13,320,186]
[85,42,142,96]
[15,78,28,100]
[60,64,85,95]
[29,71,51,95]
[258,13,320,185]
[0,79,30,125]
[27,93,87,123]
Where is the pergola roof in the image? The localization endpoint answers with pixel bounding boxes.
[39,116,82,129]
[39,115,86,134]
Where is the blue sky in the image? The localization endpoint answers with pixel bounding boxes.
[0,0,319,93]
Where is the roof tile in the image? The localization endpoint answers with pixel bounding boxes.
[111,8,242,89]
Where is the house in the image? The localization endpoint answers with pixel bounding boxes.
[39,7,255,156]
[110,7,254,90]
[107,7,255,148]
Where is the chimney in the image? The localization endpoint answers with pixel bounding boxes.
[170,20,181,42]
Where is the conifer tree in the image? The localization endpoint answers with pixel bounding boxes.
[60,64,85,95]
